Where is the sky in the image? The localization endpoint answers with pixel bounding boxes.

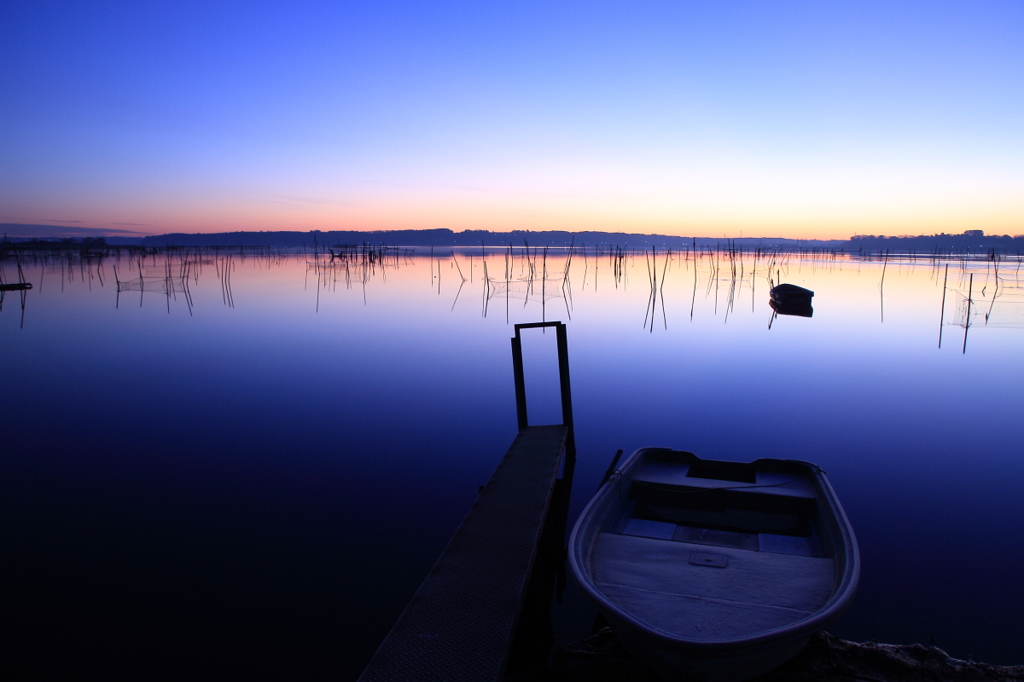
[2,1,1022,239]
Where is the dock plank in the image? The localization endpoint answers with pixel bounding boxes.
[358,425,568,682]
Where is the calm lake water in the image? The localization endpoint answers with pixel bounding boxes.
[2,246,1023,678]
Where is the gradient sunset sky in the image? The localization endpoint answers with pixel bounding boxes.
[2,1,1022,239]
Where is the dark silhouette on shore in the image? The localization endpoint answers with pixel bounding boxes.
[6,224,1023,255]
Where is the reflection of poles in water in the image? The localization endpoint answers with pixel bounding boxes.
[766,263,779,330]
[938,263,948,348]
[643,248,655,332]
[18,283,27,328]
[531,243,538,304]
[542,247,547,323]
[751,250,758,313]
[481,248,571,321]
[724,246,738,324]
[659,249,668,329]
[450,253,468,312]
[0,256,32,328]
[690,242,697,321]
[962,273,973,354]
[612,246,628,290]
[580,242,588,291]
[984,258,999,324]
[111,250,201,313]
[713,249,720,315]
[218,256,235,308]
[523,241,535,308]
[309,242,405,310]
[481,260,488,317]
[879,249,888,323]
[451,250,469,312]
[705,250,719,311]
[642,247,669,332]
[316,265,321,312]
[561,242,574,320]
[182,254,194,315]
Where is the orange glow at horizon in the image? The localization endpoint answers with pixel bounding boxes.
[7,151,1021,239]
[11,170,1021,240]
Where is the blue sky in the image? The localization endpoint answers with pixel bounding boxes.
[2,1,1022,238]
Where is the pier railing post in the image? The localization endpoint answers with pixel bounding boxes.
[511,333,529,431]
[555,323,575,464]
[511,321,576,464]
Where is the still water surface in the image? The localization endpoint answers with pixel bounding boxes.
[2,248,1022,677]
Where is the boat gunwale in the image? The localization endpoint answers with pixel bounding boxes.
[568,447,860,654]
[770,283,814,299]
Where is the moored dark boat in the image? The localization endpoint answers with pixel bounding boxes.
[569,448,859,681]
[770,283,813,303]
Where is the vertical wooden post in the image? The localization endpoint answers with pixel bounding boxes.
[511,334,529,431]
[962,272,973,354]
[938,263,948,348]
[555,323,576,464]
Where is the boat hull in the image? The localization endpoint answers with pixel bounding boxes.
[609,613,811,682]
[569,448,859,682]
[769,283,813,302]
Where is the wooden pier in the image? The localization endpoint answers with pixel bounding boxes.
[358,322,576,682]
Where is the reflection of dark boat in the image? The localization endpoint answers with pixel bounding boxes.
[0,282,32,291]
[569,448,859,682]
[769,298,812,318]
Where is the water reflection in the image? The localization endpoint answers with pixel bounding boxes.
[114,258,196,313]
[4,241,1024,674]
[5,244,1024,358]
[307,243,414,310]
[933,255,1024,353]
[0,258,33,328]
[482,246,574,323]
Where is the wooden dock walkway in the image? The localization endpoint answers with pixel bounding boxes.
[358,322,576,682]
[357,425,568,682]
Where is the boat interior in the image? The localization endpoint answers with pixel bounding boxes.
[611,452,829,559]
[586,450,841,641]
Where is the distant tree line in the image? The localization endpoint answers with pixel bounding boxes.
[138,228,843,250]
[6,224,1023,255]
[849,230,1024,255]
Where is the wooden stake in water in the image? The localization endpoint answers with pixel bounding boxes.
[879,250,889,323]
[938,263,948,348]
[962,272,973,354]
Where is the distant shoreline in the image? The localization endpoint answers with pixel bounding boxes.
[3,224,1023,255]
